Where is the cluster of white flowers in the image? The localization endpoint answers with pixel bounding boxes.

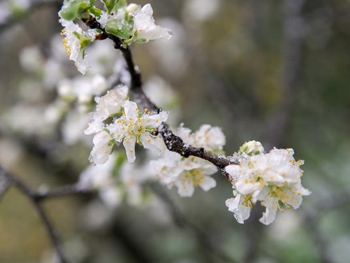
[150,124,225,197]
[225,142,311,225]
[53,1,312,225]
[85,87,168,164]
[58,1,171,74]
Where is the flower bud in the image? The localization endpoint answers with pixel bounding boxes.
[238,140,264,156]
[126,3,138,13]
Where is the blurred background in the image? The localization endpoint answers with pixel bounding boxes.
[1,0,350,262]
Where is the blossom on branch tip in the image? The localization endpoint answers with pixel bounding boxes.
[225,147,311,225]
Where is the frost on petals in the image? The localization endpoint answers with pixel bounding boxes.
[132,4,172,42]
[225,147,311,225]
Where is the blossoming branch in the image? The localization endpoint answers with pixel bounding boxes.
[57,0,310,225]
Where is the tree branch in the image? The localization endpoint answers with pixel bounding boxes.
[33,183,95,201]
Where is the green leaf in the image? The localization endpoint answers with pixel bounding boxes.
[101,0,117,14]
[88,6,102,18]
[111,152,127,177]
[72,32,93,51]
[59,1,91,20]
[113,0,128,11]
[105,20,131,39]
[59,2,80,20]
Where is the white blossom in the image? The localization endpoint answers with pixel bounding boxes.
[89,130,114,165]
[178,123,226,152]
[174,157,217,197]
[85,86,129,135]
[151,151,217,197]
[225,147,311,225]
[192,124,226,151]
[132,4,172,42]
[151,123,223,197]
[108,100,168,162]
[225,192,252,224]
[59,19,96,74]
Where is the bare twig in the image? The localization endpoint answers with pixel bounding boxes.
[33,183,95,201]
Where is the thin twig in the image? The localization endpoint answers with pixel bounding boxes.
[33,184,95,201]
[158,123,234,170]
